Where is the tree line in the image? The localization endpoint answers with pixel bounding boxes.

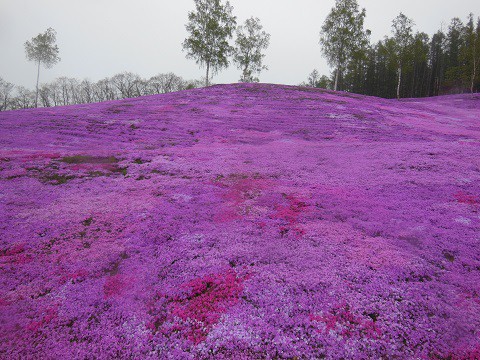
[0,72,203,111]
[3,0,479,110]
[0,0,271,111]
[307,0,480,98]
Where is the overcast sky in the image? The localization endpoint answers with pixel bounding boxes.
[1,0,479,88]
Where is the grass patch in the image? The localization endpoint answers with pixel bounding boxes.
[88,167,127,177]
[114,167,128,176]
[82,217,94,226]
[133,158,151,165]
[41,173,75,185]
[60,155,119,164]
[107,104,134,114]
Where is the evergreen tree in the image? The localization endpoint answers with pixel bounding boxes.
[444,18,464,92]
[428,30,447,96]
[475,18,480,92]
[377,38,399,98]
[462,14,480,92]
[343,30,371,94]
[315,11,479,98]
[408,32,430,98]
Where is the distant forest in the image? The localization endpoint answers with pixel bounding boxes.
[308,7,480,99]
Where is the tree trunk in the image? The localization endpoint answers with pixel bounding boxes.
[397,66,402,100]
[205,62,210,87]
[35,60,41,108]
[472,43,476,93]
[243,65,249,82]
[334,68,340,92]
[411,64,416,98]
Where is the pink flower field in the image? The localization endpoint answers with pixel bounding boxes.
[1,83,479,359]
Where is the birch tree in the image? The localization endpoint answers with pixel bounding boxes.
[319,0,369,91]
[233,17,270,82]
[474,18,480,92]
[182,0,236,86]
[392,13,414,99]
[463,14,480,93]
[24,28,60,107]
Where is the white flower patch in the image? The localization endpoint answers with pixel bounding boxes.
[455,217,471,225]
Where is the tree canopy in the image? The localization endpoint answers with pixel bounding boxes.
[233,17,270,82]
[24,28,60,107]
[182,0,237,86]
[319,0,369,91]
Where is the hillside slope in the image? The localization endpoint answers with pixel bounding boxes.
[1,84,480,359]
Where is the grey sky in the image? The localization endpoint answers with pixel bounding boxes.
[1,0,479,88]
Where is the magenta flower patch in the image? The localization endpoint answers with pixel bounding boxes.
[148,269,246,345]
[1,84,480,358]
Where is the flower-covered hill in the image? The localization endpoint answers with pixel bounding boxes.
[0,83,479,359]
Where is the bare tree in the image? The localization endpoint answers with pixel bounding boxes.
[0,78,15,111]
[134,78,149,97]
[111,72,142,98]
[12,86,36,109]
[2,71,203,109]
[47,79,62,105]
[38,84,52,107]
[79,79,95,104]
[149,73,185,94]
[308,69,320,87]
[68,78,81,104]
[95,78,117,101]
[56,77,71,105]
